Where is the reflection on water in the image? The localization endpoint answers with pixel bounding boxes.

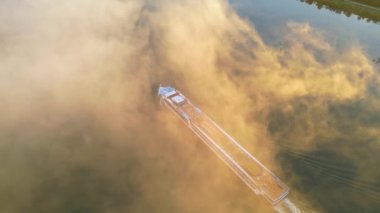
[1,0,379,212]
[230,0,380,212]
[230,0,380,60]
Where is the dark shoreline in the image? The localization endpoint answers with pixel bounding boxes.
[298,0,380,24]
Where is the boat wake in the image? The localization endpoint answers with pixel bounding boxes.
[274,198,301,213]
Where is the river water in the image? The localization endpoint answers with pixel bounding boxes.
[230,0,380,212]
[231,0,380,59]
[1,0,379,212]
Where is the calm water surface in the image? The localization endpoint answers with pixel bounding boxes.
[231,0,380,59]
[1,1,379,212]
[230,0,380,212]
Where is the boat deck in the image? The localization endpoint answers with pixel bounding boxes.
[159,86,289,205]
[179,102,288,204]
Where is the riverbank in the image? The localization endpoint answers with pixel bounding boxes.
[299,0,380,24]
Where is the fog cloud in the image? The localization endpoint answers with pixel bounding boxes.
[0,0,378,212]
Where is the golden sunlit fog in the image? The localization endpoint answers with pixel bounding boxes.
[0,0,379,212]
